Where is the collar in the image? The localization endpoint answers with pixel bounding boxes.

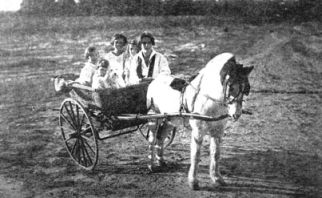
[139,49,156,61]
[181,73,228,114]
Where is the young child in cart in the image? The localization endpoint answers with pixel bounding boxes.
[54,46,98,93]
[76,46,99,86]
[124,39,141,85]
[92,59,126,90]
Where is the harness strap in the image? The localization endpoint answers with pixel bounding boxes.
[136,57,144,79]
[147,55,156,77]
[174,72,233,116]
[179,86,188,114]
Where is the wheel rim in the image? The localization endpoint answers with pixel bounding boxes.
[59,98,98,170]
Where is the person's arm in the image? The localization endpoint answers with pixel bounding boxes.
[76,65,94,86]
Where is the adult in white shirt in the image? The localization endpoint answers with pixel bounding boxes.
[128,32,171,84]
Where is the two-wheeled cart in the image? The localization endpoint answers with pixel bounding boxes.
[56,79,237,170]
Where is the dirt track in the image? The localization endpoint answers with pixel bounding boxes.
[0,16,322,197]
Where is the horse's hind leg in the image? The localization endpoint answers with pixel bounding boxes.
[209,136,226,186]
[188,121,203,190]
[155,121,173,166]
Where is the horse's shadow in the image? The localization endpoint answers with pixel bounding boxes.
[95,146,320,197]
[195,147,320,196]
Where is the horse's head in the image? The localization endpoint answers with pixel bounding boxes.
[221,60,253,120]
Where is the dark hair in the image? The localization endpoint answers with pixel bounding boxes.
[110,33,128,46]
[139,31,155,45]
[126,39,141,56]
[129,39,138,45]
[97,59,109,69]
[84,46,96,59]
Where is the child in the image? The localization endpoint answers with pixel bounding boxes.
[103,33,128,83]
[124,39,140,85]
[92,59,126,90]
[76,46,99,86]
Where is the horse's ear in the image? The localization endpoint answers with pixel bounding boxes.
[243,66,254,76]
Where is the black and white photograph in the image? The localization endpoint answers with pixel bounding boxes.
[0,0,321,197]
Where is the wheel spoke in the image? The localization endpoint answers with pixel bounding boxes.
[71,103,81,131]
[74,140,81,164]
[79,139,88,167]
[80,138,94,166]
[61,125,77,134]
[70,138,78,156]
[79,114,86,128]
[64,103,77,129]
[64,135,75,143]
[81,134,95,143]
[145,132,149,139]
[76,104,80,128]
[83,138,96,154]
[79,125,92,135]
[82,141,93,165]
[60,113,77,130]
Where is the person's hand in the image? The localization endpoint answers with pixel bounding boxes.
[66,80,78,86]
[140,77,154,82]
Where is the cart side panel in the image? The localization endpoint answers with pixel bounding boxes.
[93,81,150,116]
[69,89,99,110]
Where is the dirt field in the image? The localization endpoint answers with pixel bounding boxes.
[0,15,322,197]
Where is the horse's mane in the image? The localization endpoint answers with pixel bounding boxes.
[197,53,236,85]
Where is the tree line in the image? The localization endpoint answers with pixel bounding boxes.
[19,0,200,16]
[19,0,321,22]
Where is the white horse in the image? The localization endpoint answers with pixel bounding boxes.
[146,52,253,190]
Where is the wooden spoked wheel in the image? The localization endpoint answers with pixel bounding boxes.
[140,125,176,148]
[59,98,98,170]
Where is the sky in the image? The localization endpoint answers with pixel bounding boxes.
[0,0,22,11]
[0,0,80,11]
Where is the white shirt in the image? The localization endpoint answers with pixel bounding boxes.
[92,70,126,90]
[76,62,98,86]
[103,51,126,78]
[128,50,171,84]
[123,54,136,85]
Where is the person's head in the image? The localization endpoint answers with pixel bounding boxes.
[128,39,140,56]
[139,32,155,54]
[97,59,109,77]
[84,46,98,64]
[110,33,127,53]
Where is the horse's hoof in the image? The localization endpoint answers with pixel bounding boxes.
[147,164,155,172]
[156,160,167,167]
[188,181,200,190]
[214,177,227,186]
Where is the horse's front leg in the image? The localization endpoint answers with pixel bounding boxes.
[147,121,158,171]
[154,122,164,167]
[209,136,227,186]
[188,121,203,190]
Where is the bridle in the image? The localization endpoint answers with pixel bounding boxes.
[222,77,248,105]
